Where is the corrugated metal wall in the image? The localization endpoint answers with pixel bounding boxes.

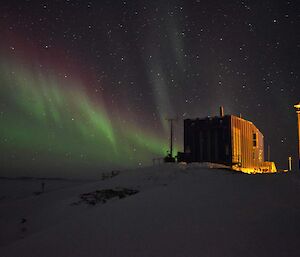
[184,117,232,164]
[230,116,264,169]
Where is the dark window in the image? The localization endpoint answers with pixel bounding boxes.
[253,133,257,147]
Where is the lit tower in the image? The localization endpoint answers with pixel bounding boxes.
[294,102,300,170]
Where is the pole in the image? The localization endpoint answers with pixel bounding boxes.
[288,156,292,171]
[166,117,177,159]
[294,103,300,170]
[267,145,270,161]
[170,119,173,157]
[297,110,300,170]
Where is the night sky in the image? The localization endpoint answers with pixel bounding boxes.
[0,0,299,176]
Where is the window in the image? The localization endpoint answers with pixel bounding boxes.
[253,133,257,147]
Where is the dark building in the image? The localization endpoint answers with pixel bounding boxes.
[178,108,276,173]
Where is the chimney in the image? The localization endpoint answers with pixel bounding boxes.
[219,106,224,117]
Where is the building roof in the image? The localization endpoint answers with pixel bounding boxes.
[185,114,263,135]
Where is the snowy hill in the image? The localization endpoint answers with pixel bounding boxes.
[1,164,300,257]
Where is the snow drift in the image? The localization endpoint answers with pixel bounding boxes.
[1,164,300,257]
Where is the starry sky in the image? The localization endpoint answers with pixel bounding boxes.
[0,0,299,177]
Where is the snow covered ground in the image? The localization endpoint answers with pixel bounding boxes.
[1,164,300,257]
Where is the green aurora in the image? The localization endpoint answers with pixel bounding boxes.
[0,57,175,176]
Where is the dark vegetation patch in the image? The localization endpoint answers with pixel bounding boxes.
[101,170,120,180]
[72,188,139,206]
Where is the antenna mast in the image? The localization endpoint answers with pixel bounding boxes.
[164,117,177,162]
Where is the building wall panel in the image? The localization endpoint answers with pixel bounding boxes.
[230,116,264,169]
